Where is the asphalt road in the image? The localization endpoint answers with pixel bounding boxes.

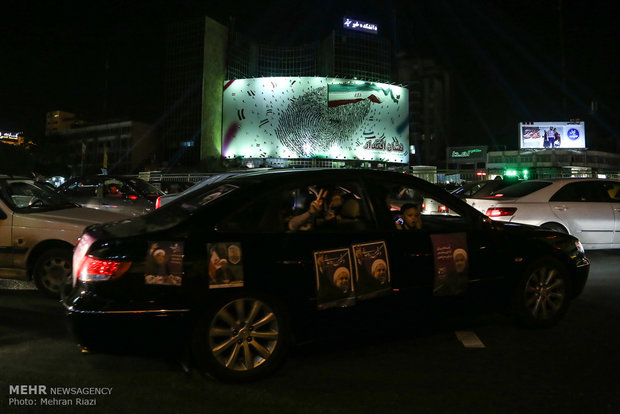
[1,250,619,414]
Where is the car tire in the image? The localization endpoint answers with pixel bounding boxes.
[511,256,570,328]
[191,293,291,383]
[33,247,73,298]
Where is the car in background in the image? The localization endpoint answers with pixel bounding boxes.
[0,175,127,296]
[58,176,164,216]
[64,169,589,382]
[451,179,520,199]
[466,178,620,250]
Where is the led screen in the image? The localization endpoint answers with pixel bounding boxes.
[519,121,586,149]
[222,77,409,163]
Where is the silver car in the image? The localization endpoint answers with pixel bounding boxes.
[58,176,164,216]
[0,176,127,296]
[466,178,620,250]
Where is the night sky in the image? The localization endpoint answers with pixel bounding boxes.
[2,0,618,151]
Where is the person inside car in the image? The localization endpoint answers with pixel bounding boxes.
[396,203,423,231]
[288,187,346,231]
[106,184,123,198]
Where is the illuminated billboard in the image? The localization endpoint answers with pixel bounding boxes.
[519,121,586,149]
[222,77,409,164]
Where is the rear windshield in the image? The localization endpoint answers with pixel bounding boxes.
[490,181,552,198]
[179,184,239,212]
[125,178,164,196]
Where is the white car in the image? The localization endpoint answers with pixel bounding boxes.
[0,176,128,296]
[466,178,620,250]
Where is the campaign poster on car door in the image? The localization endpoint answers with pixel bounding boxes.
[207,242,244,288]
[352,241,391,300]
[430,233,468,296]
[314,248,356,310]
[145,241,184,286]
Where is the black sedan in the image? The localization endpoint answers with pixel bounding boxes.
[63,169,589,382]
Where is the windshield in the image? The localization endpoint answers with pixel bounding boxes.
[489,181,552,198]
[0,179,78,212]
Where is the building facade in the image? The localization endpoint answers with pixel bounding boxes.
[161,14,429,171]
[45,111,156,175]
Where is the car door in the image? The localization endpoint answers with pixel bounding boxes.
[549,181,614,246]
[212,177,390,314]
[366,176,508,302]
[601,181,620,246]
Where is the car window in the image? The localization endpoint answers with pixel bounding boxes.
[550,181,612,202]
[0,180,76,212]
[602,181,620,201]
[373,180,467,232]
[102,179,135,199]
[489,181,551,198]
[125,178,163,196]
[216,181,373,233]
[61,178,100,197]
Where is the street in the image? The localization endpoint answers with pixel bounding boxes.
[1,250,619,414]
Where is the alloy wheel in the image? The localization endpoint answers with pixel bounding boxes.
[208,298,280,371]
[523,266,566,321]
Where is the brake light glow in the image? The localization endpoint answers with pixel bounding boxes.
[128,195,138,200]
[155,196,162,209]
[438,205,449,213]
[78,256,132,282]
[485,207,517,217]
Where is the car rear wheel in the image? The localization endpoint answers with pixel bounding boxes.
[33,247,72,298]
[191,294,290,382]
[512,257,570,328]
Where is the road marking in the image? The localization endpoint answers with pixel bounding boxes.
[455,331,486,348]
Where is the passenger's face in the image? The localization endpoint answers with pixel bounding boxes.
[403,207,421,229]
[330,194,343,209]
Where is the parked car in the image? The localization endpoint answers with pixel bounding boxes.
[466,178,620,250]
[0,175,127,296]
[64,169,589,382]
[58,176,164,216]
[451,179,520,199]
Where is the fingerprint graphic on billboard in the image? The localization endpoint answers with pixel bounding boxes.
[275,86,371,156]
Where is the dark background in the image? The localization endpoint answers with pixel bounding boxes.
[2,0,618,150]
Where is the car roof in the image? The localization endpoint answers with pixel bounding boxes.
[217,168,421,184]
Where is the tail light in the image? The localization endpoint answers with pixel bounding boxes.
[438,205,449,213]
[486,207,517,217]
[155,196,162,209]
[77,256,131,282]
